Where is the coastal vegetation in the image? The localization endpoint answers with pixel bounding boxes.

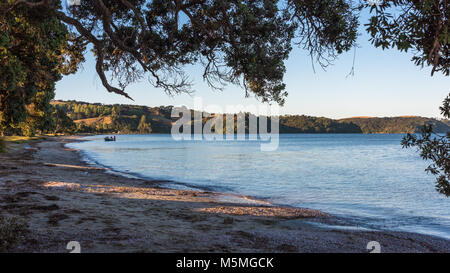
[403,94,450,197]
[0,1,82,137]
[3,99,449,136]
[46,100,450,135]
[0,215,28,252]
[0,138,5,153]
[340,116,450,134]
[0,136,43,153]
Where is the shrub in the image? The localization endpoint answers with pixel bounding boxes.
[0,215,29,252]
[0,138,5,153]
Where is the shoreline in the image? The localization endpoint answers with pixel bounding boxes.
[0,136,449,252]
[69,135,450,240]
[67,136,275,206]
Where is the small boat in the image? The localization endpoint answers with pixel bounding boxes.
[104,136,116,142]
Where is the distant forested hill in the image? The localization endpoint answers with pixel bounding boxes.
[52,100,172,134]
[51,100,450,134]
[339,117,450,133]
[279,115,362,133]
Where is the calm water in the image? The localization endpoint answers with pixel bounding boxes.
[67,134,450,239]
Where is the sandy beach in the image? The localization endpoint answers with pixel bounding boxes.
[0,136,449,253]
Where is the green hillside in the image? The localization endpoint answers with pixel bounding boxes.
[51,100,450,134]
[339,116,450,134]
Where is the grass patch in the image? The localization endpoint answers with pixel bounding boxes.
[0,215,29,252]
[3,136,40,144]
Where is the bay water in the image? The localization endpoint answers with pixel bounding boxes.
[67,134,450,239]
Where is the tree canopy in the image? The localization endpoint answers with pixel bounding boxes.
[365,0,449,76]
[402,94,450,197]
[0,1,82,135]
[1,0,447,109]
[0,1,348,104]
[0,1,447,113]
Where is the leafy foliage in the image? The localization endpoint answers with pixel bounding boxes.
[340,116,450,134]
[0,215,29,252]
[0,2,83,136]
[365,0,449,76]
[280,115,362,133]
[402,94,450,197]
[53,100,163,134]
[137,115,152,134]
[1,0,364,105]
[0,137,5,153]
[53,108,76,134]
[53,100,449,135]
[289,0,359,67]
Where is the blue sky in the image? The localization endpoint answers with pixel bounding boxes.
[55,12,449,119]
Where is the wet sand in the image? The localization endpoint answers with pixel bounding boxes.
[0,136,449,253]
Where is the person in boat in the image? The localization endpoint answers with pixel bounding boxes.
[104,136,115,141]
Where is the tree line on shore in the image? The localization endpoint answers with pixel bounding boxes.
[2,99,449,136]
[11,100,442,135]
